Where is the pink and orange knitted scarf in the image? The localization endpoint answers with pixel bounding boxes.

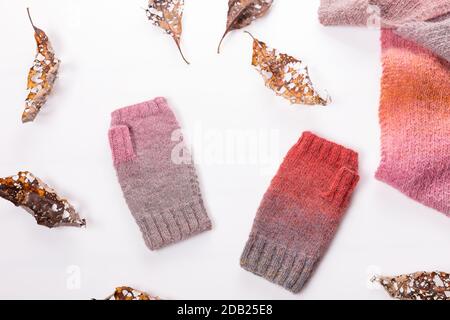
[319,0,450,62]
[319,1,450,217]
[376,30,450,216]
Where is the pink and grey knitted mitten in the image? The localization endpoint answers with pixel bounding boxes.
[108,97,212,250]
[241,132,359,293]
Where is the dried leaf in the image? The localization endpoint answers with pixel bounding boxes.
[146,0,190,64]
[23,8,60,123]
[372,271,450,300]
[105,286,160,300]
[0,171,86,228]
[247,32,330,106]
[218,0,273,53]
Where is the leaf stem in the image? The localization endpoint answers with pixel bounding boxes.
[26,8,37,30]
[104,293,114,300]
[175,40,190,65]
[217,31,228,54]
[244,30,256,41]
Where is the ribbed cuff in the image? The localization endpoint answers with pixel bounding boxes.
[284,131,358,172]
[111,97,172,126]
[135,200,212,250]
[240,233,316,293]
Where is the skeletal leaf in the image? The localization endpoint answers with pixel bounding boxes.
[218,0,273,53]
[146,0,189,64]
[23,8,60,123]
[0,171,86,228]
[247,32,330,106]
[105,286,160,300]
[372,271,450,300]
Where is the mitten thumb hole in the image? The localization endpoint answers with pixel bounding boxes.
[322,167,359,209]
[108,125,136,165]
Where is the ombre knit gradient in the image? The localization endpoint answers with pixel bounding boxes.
[108,98,212,250]
[375,30,450,216]
[319,1,450,216]
[240,132,359,293]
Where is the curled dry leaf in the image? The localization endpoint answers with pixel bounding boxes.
[372,271,450,300]
[146,0,189,64]
[0,171,86,228]
[23,8,60,123]
[247,32,330,106]
[218,0,273,53]
[106,286,160,300]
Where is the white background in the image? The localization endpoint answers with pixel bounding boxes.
[0,0,449,300]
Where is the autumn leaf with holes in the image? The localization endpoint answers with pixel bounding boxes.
[247,32,330,106]
[0,171,86,228]
[23,8,60,123]
[105,287,160,300]
[372,271,450,300]
[146,0,189,64]
[218,0,273,53]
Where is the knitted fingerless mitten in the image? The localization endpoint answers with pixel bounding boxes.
[241,132,359,293]
[108,97,212,250]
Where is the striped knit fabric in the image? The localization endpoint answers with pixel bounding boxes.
[376,30,450,216]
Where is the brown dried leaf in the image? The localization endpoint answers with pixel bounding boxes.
[372,271,450,300]
[247,32,330,106]
[146,0,189,64]
[0,171,86,228]
[106,286,160,300]
[23,8,60,123]
[218,0,273,53]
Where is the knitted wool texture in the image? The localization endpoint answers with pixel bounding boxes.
[319,0,450,62]
[397,13,450,62]
[319,1,450,216]
[241,132,359,293]
[376,30,450,216]
[108,97,211,250]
